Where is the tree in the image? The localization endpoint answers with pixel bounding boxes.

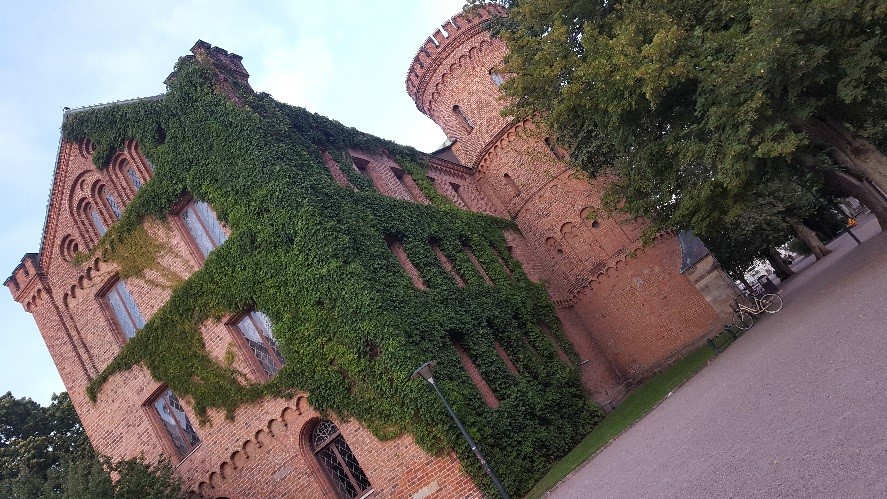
[701,171,842,283]
[0,392,185,498]
[0,392,89,484]
[485,0,887,237]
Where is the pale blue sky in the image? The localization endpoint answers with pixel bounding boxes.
[0,0,465,405]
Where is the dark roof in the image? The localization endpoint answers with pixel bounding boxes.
[679,230,710,273]
[430,140,462,165]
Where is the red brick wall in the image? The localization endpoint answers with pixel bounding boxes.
[8,7,729,496]
[569,236,721,378]
[407,7,722,397]
[8,139,480,498]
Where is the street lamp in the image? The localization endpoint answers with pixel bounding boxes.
[412,360,511,499]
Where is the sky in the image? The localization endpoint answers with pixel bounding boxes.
[0,0,467,406]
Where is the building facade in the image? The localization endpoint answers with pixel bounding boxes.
[6,6,737,498]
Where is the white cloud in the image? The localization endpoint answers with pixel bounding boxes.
[0,0,469,404]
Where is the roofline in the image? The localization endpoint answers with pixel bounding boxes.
[429,138,456,156]
[63,93,165,115]
[36,93,166,268]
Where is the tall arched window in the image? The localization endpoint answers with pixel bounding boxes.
[311,420,372,498]
[88,204,107,236]
[489,68,505,87]
[127,166,143,191]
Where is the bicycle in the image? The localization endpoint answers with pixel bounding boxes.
[732,293,783,330]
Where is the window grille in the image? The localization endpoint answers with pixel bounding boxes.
[235,311,284,377]
[90,209,107,236]
[105,280,145,339]
[151,389,200,457]
[106,194,122,219]
[127,168,143,190]
[311,420,372,499]
[181,200,228,258]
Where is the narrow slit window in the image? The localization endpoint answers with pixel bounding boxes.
[235,311,284,377]
[385,236,427,290]
[105,279,145,340]
[489,69,505,87]
[463,246,493,285]
[181,200,228,258]
[503,173,520,197]
[451,338,499,408]
[322,152,352,188]
[452,105,473,132]
[391,167,415,201]
[449,182,468,208]
[493,340,518,374]
[544,137,566,161]
[431,243,465,287]
[490,245,512,276]
[351,156,371,178]
[151,389,200,457]
[539,323,571,365]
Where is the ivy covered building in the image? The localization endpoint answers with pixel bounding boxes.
[6,5,738,498]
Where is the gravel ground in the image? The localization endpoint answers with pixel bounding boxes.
[549,214,887,499]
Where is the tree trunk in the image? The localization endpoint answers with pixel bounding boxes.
[766,247,795,280]
[789,219,832,260]
[822,168,887,230]
[736,273,754,294]
[798,113,887,193]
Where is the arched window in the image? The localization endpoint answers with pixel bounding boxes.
[233,310,284,377]
[489,69,505,87]
[127,166,143,191]
[311,420,372,498]
[88,205,107,236]
[106,193,122,219]
[452,105,473,132]
[180,200,228,259]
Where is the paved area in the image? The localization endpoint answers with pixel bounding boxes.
[550,213,887,498]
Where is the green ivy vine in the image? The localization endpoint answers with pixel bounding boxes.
[62,55,600,496]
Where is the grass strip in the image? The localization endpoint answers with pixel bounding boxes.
[524,344,718,498]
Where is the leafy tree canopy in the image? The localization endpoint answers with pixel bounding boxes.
[480,0,886,241]
[0,392,184,498]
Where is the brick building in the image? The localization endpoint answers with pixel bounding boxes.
[6,5,737,498]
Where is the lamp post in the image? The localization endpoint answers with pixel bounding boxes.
[412,360,510,499]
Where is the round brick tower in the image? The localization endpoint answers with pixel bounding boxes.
[407,7,728,406]
[406,4,509,169]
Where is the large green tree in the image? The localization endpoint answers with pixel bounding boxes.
[480,0,887,238]
[0,392,184,498]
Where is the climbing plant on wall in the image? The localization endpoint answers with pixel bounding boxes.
[63,55,600,496]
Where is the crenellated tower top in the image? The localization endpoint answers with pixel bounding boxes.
[405,4,506,115]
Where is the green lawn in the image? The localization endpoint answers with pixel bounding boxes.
[524,340,725,498]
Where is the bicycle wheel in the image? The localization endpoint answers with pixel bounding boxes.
[733,310,754,330]
[761,293,783,313]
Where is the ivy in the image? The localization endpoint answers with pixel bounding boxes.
[63,55,600,496]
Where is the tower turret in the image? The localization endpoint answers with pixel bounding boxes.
[406,4,509,168]
[406,7,735,404]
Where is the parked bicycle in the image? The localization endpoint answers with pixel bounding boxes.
[732,293,783,330]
